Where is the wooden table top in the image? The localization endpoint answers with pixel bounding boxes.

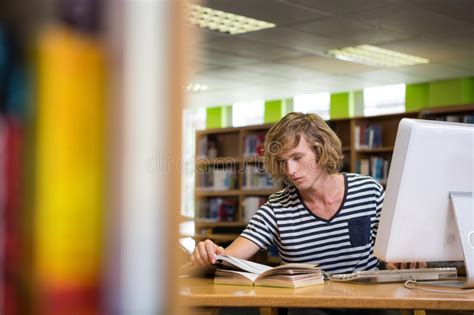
[180,278,474,310]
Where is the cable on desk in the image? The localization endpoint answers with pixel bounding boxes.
[404,279,474,294]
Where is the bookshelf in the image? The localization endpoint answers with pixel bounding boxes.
[193,104,474,261]
[351,111,419,184]
[194,124,280,248]
[419,104,474,123]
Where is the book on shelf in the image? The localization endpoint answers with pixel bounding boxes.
[356,157,390,183]
[243,164,275,190]
[426,114,474,124]
[199,167,238,190]
[370,156,384,181]
[244,134,265,157]
[445,115,462,122]
[198,135,218,159]
[214,255,323,288]
[354,124,382,149]
[35,24,106,314]
[357,159,370,176]
[200,197,238,222]
[463,114,474,124]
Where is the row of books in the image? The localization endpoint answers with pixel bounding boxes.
[198,135,219,159]
[199,198,238,222]
[198,196,268,223]
[243,133,265,157]
[354,124,383,149]
[198,165,276,191]
[199,168,239,190]
[431,114,474,124]
[199,133,267,159]
[355,156,391,183]
[243,165,275,190]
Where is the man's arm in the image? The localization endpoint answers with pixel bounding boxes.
[224,236,260,259]
[191,236,260,266]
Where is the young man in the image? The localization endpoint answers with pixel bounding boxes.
[191,112,422,273]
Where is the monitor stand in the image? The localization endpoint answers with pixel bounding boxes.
[449,191,473,289]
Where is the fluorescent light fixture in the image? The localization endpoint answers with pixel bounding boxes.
[187,3,276,35]
[186,83,208,92]
[326,45,429,68]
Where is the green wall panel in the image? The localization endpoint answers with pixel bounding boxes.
[206,107,221,129]
[264,100,282,124]
[264,98,293,123]
[406,83,429,112]
[330,92,351,119]
[206,105,232,129]
[206,77,473,128]
[428,77,474,108]
[352,90,364,117]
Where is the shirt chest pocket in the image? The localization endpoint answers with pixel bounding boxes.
[347,216,371,247]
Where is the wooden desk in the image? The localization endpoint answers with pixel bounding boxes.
[180,278,474,315]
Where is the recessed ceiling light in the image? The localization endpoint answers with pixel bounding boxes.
[187,3,276,35]
[326,45,429,68]
[186,83,208,92]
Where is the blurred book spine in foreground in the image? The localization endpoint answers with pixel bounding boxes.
[34,1,106,313]
[0,27,29,315]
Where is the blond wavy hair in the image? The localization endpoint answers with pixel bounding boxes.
[264,112,343,185]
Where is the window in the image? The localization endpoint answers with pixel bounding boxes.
[364,84,406,116]
[181,107,206,217]
[293,92,330,120]
[232,100,264,127]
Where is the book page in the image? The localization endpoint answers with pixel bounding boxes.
[216,269,259,282]
[254,275,324,288]
[258,263,320,278]
[215,255,272,275]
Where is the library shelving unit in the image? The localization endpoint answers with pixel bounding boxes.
[419,104,474,122]
[193,104,474,258]
[351,111,420,185]
[194,123,281,248]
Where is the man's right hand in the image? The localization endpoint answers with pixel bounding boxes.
[191,239,225,266]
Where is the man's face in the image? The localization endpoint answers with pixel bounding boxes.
[277,136,322,191]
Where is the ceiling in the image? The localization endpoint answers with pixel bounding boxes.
[186,0,474,108]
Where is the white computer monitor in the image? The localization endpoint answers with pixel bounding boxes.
[374,118,474,288]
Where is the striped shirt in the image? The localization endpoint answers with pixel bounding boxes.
[240,173,385,274]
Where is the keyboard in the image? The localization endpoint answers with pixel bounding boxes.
[329,267,458,283]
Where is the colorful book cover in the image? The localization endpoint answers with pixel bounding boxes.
[34,24,106,315]
[0,27,29,315]
[4,119,24,315]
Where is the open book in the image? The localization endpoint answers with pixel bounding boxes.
[214,254,324,288]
